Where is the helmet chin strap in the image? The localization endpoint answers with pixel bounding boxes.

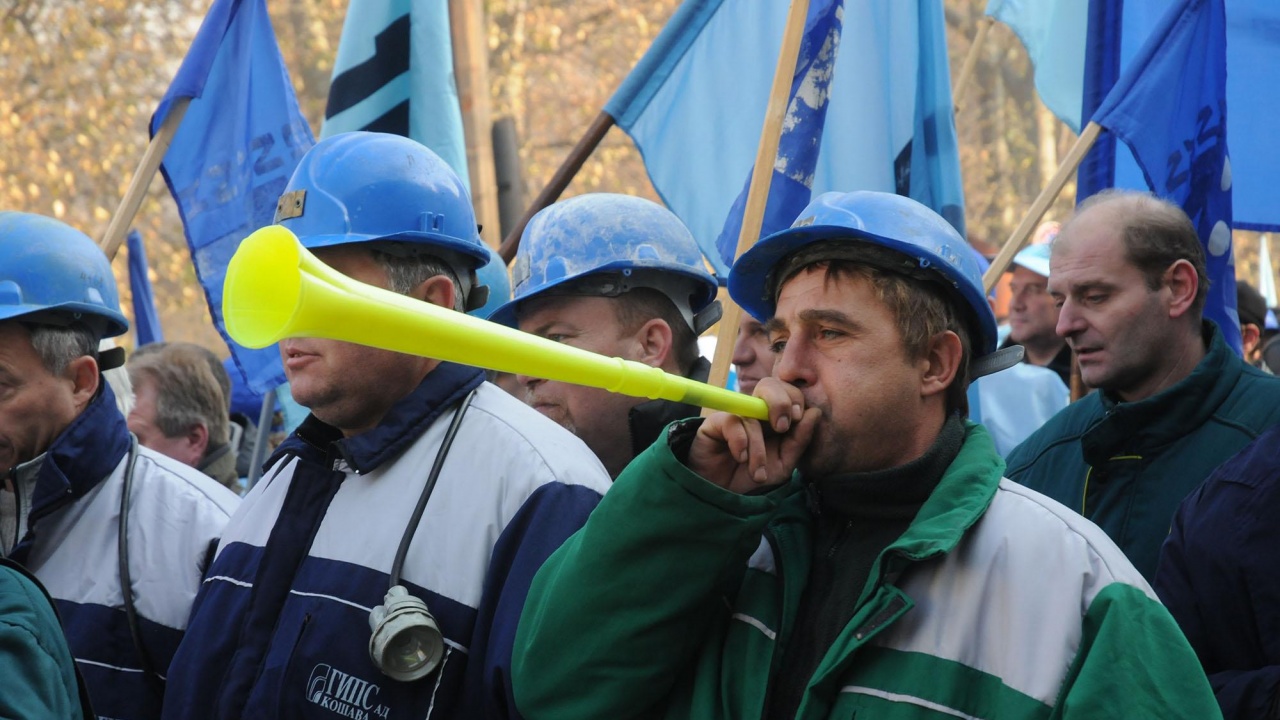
[463,284,490,313]
[970,345,1024,379]
[693,301,723,336]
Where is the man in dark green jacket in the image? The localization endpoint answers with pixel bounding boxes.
[1006,190,1280,580]
[514,191,1221,720]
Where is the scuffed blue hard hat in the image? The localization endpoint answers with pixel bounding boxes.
[489,194,720,332]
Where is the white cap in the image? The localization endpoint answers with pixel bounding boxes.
[1011,243,1052,278]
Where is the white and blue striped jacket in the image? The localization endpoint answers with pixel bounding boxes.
[161,363,611,720]
[6,383,241,720]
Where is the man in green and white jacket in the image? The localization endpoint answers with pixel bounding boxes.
[513,191,1221,720]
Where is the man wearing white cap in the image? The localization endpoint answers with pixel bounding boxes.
[1004,242,1071,385]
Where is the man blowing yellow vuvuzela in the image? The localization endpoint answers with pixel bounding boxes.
[511,191,1222,720]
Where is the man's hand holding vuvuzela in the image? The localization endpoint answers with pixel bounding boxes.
[687,377,820,494]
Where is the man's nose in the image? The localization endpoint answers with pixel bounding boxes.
[772,339,813,388]
[1056,300,1083,338]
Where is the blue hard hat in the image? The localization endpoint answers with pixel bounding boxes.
[275,131,488,273]
[729,191,1008,369]
[469,244,512,319]
[0,212,128,338]
[489,193,719,330]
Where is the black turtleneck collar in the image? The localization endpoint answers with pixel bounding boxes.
[808,414,966,521]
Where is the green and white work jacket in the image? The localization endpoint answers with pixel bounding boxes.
[514,422,1221,720]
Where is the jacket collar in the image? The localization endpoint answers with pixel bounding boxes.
[877,421,1004,566]
[1080,321,1234,464]
[272,362,484,475]
[29,382,131,522]
[770,421,1003,573]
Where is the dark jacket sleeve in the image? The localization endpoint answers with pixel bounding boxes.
[1155,436,1280,720]
[462,480,605,720]
[512,423,792,720]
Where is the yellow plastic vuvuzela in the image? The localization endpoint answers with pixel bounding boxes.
[223,225,769,420]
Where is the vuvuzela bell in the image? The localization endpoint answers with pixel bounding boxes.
[222,225,769,420]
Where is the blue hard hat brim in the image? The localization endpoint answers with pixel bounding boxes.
[0,301,129,338]
[299,230,491,269]
[728,224,998,355]
[487,259,719,329]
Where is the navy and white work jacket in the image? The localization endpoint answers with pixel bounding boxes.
[161,363,611,720]
[4,382,241,720]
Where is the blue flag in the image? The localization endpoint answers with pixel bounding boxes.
[321,0,469,188]
[126,230,164,347]
[1091,0,1238,352]
[607,0,965,276]
[984,0,1088,134]
[990,0,1280,235]
[151,0,314,394]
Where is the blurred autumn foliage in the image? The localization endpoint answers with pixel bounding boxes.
[0,0,1271,352]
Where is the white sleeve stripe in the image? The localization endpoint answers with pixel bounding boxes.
[730,612,777,640]
[841,686,979,719]
[288,589,371,613]
[204,575,253,588]
[75,657,167,680]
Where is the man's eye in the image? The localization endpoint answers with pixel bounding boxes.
[545,334,567,343]
[818,329,843,340]
[769,340,787,354]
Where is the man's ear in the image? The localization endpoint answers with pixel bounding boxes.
[632,318,675,370]
[920,330,963,399]
[415,275,458,310]
[66,355,100,414]
[1165,259,1200,319]
[186,422,210,460]
[1242,323,1262,358]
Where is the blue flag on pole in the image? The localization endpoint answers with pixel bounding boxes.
[126,229,164,347]
[151,0,314,394]
[1091,0,1239,352]
[607,0,966,276]
[321,0,470,188]
[989,0,1280,235]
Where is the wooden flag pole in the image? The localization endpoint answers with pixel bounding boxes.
[449,0,502,249]
[498,112,616,263]
[953,16,994,112]
[982,121,1103,293]
[99,97,191,261]
[703,0,812,410]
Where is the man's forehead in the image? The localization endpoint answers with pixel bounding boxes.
[772,267,871,318]
[0,321,34,350]
[516,294,614,327]
[0,322,41,374]
[1010,266,1048,284]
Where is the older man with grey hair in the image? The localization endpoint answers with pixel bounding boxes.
[127,342,239,489]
